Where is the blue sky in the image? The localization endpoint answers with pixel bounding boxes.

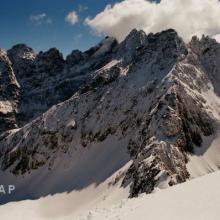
[0,0,118,56]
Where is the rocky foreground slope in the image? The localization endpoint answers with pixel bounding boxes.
[0,29,220,203]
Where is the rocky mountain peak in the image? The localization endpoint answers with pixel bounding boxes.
[7,44,36,81]
[35,48,65,75]
[0,48,20,134]
[116,29,148,63]
[7,44,36,61]
[150,28,178,39]
[147,29,187,56]
[188,35,220,95]
[116,28,187,65]
[0,49,19,99]
[188,35,220,56]
[66,50,87,66]
[125,29,147,43]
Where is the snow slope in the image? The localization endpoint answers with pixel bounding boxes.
[1,170,220,220]
[0,135,130,204]
[1,29,220,203]
[187,133,220,178]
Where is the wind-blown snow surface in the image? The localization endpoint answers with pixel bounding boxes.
[1,170,220,220]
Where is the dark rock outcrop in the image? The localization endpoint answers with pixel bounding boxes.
[0,49,20,133]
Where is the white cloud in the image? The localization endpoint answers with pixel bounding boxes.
[214,34,220,43]
[73,33,83,44]
[30,13,52,25]
[65,11,79,25]
[85,0,220,42]
[78,4,88,13]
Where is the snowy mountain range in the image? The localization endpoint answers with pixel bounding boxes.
[0,29,220,208]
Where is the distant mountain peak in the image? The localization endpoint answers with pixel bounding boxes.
[7,44,36,61]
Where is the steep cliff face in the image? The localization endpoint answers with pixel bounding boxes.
[0,30,220,203]
[7,44,36,81]
[16,47,66,124]
[3,37,119,128]
[188,36,220,96]
[0,49,20,133]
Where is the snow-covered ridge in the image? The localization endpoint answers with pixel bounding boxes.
[0,169,220,220]
[75,170,220,220]
[0,29,220,205]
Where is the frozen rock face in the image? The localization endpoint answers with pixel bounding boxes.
[123,71,215,196]
[35,48,65,75]
[0,49,20,133]
[5,38,118,128]
[17,48,66,124]
[188,36,220,95]
[0,29,220,203]
[116,29,148,63]
[7,44,36,81]
[66,50,87,67]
